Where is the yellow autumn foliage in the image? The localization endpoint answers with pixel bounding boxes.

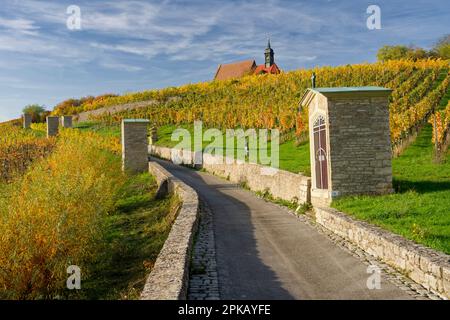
[0,129,125,299]
[82,59,448,144]
[0,125,56,182]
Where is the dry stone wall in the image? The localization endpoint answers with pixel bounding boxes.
[140,161,200,300]
[74,97,180,123]
[149,145,311,204]
[314,206,450,299]
[149,144,450,299]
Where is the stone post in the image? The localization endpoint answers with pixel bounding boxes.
[149,126,158,144]
[46,116,59,137]
[61,116,73,128]
[300,87,393,206]
[122,119,150,173]
[23,114,32,129]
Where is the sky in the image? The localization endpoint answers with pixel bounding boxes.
[0,0,448,121]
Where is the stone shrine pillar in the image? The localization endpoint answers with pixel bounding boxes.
[300,87,393,206]
[149,126,158,144]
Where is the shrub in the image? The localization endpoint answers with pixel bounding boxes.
[22,104,47,123]
[0,125,55,183]
[0,129,126,299]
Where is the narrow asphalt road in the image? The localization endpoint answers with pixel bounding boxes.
[153,158,412,300]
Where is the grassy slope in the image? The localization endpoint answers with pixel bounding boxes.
[71,173,179,300]
[333,125,450,254]
[67,125,179,299]
[153,124,311,174]
[75,121,312,174]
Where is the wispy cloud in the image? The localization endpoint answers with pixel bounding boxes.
[0,17,40,35]
[0,0,449,121]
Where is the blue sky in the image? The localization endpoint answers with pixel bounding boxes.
[0,0,448,121]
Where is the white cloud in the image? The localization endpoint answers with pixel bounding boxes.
[0,17,40,35]
[100,60,143,72]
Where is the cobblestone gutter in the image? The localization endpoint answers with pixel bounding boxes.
[140,161,199,300]
[314,206,450,299]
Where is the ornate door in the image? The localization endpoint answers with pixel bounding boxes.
[313,116,328,189]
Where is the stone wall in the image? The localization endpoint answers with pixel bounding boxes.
[314,206,450,299]
[74,97,180,123]
[149,145,311,204]
[149,144,450,298]
[140,161,200,300]
[327,96,393,197]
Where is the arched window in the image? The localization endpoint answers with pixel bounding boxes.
[313,116,328,189]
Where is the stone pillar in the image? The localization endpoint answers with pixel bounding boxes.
[122,119,150,173]
[46,116,59,137]
[61,116,73,128]
[149,126,158,144]
[23,114,32,129]
[300,87,393,206]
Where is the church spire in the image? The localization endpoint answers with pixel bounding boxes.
[265,38,274,68]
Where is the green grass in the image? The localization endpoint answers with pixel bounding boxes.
[70,173,179,300]
[153,124,311,174]
[333,125,450,254]
[279,140,310,175]
[76,121,312,174]
[74,121,121,137]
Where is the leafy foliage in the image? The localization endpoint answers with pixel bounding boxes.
[22,104,48,123]
[79,60,449,146]
[0,129,125,299]
[0,124,55,182]
[52,94,118,116]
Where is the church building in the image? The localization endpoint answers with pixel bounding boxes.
[214,40,281,81]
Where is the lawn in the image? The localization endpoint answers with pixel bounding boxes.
[75,121,312,175]
[333,125,450,254]
[74,121,121,137]
[154,123,311,174]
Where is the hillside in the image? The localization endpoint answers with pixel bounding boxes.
[54,60,449,146]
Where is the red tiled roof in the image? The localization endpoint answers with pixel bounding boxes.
[253,63,281,75]
[214,60,257,81]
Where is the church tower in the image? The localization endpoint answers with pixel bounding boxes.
[265,39,275,68]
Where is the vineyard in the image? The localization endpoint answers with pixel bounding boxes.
[53,59,450,147]
[430,100,450,147]
[0,125,55,182]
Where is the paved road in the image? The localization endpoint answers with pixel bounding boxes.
[154,158,412,300]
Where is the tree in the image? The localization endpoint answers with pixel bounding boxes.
[377,35,450,62]
[377,45,410,61]
[433,34,450,60]
[406,47,429,60]
[22,104,47,123]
